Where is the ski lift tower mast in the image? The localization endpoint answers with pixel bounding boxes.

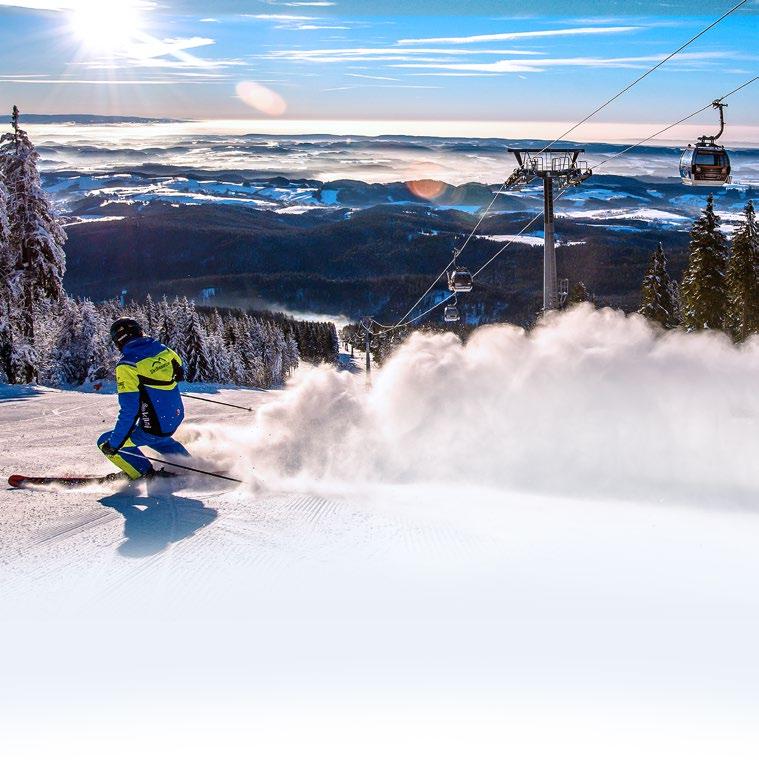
[506,148,592,311]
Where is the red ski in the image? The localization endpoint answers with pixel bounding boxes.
[8,472,131,489]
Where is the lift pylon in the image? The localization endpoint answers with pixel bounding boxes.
[506,148,592,311]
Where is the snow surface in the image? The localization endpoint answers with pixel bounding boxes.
[62,215,126,226]
[477,233,544,247]
[2,308,759,759]
[477,234,585,248]
[558,207,690,224]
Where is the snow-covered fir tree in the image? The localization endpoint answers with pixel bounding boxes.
[680,194,729,331]
[282,332,299,377]
[38,298,106,386]
[143,293,159,336]
[45,298,82,386]
[174,296,193,357]
[0,106,67,382]
[0,273,321,390]
[638,242,680,328]
[158,296,177,347]
[568,281,591,305]
[182,302,211,382]
[235,314,266,387]
[260,320,285,387]
[206,308,222,337]
[725,200,759,342]
[78,299,116,383]
[205,329,230,384]
[226,341,248,386]
[0,174,13,382]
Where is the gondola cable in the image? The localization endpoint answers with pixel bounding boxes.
[473,74,758,280]
[378,73,757,331]
[373,1,752,335]
[534,0,750,156]
[591,75,758,172]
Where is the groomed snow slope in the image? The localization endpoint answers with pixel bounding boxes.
[2,306,759,760]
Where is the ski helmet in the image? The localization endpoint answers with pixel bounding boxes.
[110,318,144,350]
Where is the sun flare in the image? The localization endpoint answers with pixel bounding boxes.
[68,0,147,54]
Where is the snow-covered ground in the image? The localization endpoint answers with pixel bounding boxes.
[2,309,759,759]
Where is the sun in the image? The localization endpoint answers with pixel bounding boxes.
[68,0,147,55]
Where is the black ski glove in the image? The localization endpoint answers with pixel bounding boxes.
[100,441,119,457]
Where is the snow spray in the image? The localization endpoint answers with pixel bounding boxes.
[185,305,759,505]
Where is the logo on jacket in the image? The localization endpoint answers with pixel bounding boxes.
[141,401,152,428]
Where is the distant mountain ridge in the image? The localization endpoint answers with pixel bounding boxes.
[20,114,186,124]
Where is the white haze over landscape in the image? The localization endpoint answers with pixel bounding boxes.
[3,307,759,759]
[28,119,759,185]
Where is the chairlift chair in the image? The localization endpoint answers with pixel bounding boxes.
[680,101,732,186]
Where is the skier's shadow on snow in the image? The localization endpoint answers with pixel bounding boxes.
[99,490,218,559]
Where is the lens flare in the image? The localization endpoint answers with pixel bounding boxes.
[236,82,287,117]
[406,179,447,201]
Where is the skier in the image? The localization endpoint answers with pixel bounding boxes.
[98,318,190,480]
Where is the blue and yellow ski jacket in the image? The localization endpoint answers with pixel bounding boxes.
[109,337,185,449]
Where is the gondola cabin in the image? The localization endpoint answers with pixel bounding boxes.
[443,304,460,322]
[448,268,473,293]
[680,144,731,186]
[679,99,731,187]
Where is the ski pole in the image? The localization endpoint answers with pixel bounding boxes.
[180,393,254,412]
[115,448,245,484]
[146,456,244,484]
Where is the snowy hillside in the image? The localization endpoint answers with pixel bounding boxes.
[45,169,758,230]
[2,307,759,759]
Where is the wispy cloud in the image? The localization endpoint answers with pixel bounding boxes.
[131,35,215,58]
[70,35,246,71]
[398,25,639,45]
[244,10,357,32]
[324,84,441,91]
[0,77,213,84]
[263,46,543,63]
[292,24,349,30]
[0,0,70,7]
[0,1,243,73]
[406,71,502,78]
[80,57,245,71]
[393,51,733,74]
[347,72,400,81]
[246,14,317,21]
[257,0,335,4]
[0,0,155,9]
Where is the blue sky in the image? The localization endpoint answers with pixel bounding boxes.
[0,0,756,136]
